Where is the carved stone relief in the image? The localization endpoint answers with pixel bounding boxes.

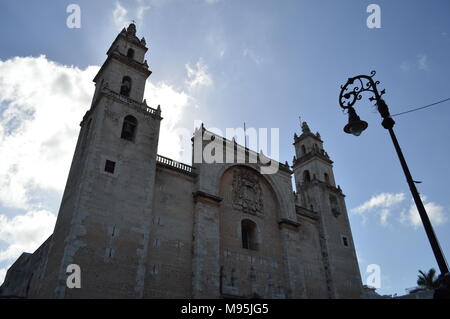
[232,168,264,216]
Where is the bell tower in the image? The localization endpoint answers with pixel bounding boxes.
[92,23,150,103]
[39,23,162,299]
[293,122,337,197]
[292,122,363,299]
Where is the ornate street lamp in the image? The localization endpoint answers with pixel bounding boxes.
[339,71,449,278]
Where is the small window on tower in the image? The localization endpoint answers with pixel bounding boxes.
[104,160,116,174]
[120,76,132,97]
[342,236,349,247]
[127,48,135,59]
[303,170,311,183]
[121,115,137,141]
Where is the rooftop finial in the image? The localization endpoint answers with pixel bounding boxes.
[127,22,137,36]
[301,121,311,134]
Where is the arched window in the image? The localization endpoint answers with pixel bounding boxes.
[301,145,306,155]
[324,173,330,184]
[303,170,311,183]
[127,48,135,59]
[121,115,137,141]
[120,76,132,97]
[241,219,258,251]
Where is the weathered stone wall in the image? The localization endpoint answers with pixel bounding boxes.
[1,157,362,299]
[34,92,161,298]
[298,181,363,298]
[294,212,330,298]
[218,166,287,299]
[1,121,363,299]
[0,236,52,298]
[144,166,195,298]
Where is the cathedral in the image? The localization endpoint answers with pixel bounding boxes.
[0,24,363,299]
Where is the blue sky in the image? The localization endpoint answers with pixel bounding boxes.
[0,0,449,296]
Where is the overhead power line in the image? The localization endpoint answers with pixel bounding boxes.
[391,97,450,117]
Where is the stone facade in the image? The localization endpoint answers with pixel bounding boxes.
[0,24,363,299]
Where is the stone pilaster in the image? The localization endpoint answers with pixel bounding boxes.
[191,191,222,298]
[278,219,307,298]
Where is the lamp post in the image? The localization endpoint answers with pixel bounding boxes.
[338,70,449,277]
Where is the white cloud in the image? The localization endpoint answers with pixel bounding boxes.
[0,210,56,263]
[353,192,447,229]
[379,209,390,226]
[136,0,151,20]
[400,196,447,229]
[0,55,193,210]
[0,210,55,285]
[417,54,429,71]
[113,1,153,31]
[352,192,405,226]
[113,2,128,30]
[353,193,405,214]
[144,82,191,162]
[0,55,98,210]
[185,58,213,89]
[0,268,6,286]
[400,55,430,72]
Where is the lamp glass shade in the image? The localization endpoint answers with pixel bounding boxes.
[343,107,368,136]
[344,120,368,136]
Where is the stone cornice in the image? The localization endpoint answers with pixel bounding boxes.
[327,184,346,197]
[296,180,345,197]
[295,205,319,221]
[93,53,151,83]
[278,218,301,231]
[107,31,148,55]
[112,51,152,77]
[293,132,323,144]
[193,191,223,205]
[102,88,162,120]
[292,149,333,167]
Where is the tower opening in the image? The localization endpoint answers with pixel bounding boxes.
[127,48,135,59]
[301,145,306,155]
[120,76,132,97]
[121,115,137,141]
[303,170,311,183]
